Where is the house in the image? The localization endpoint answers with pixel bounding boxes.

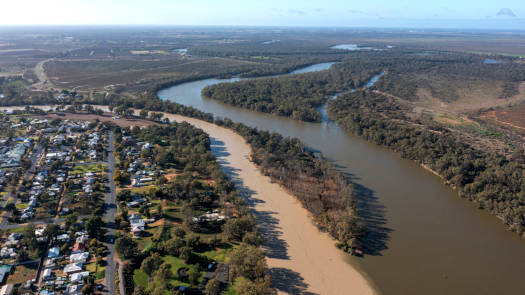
[75,233,89,243]
[21,211,34,220]
[0,247,16,259]
[29,199,37,208]
[42,127,57,133]
[43,269,54,281]
[52,135,65,145]
[65,284,84,295]
[69,271,89,283]
[57,234,70,242]
[70,252,89,263]
[72,242,85,253]
[35,227,46,237]
[129,214,146,236]
[48,247,60,258]
[4,233,22,247]
[63,263,83,275]
[44,258,57,269]
[192,212,226,223]
[128,214,141,221]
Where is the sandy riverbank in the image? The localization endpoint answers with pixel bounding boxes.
[1,105,377,295]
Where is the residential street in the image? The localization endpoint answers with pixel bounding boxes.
[103,131,117,294]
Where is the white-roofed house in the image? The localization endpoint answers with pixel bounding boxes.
[63,263,83,275]
[70,252,89,263]
[69,271,90,283]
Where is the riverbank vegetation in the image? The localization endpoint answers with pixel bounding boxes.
[328,90,525,237]
[202,61,380,121]
[77,92,366,254]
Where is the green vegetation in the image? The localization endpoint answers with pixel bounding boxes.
[328,90,525,236]
[69,163,106,175]
[113,123,274,294]
[202,60,379,122]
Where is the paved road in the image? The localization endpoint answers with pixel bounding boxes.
[33,58,54,90]
[103,131,117,294]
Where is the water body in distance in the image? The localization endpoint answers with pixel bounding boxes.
[158,63,525,295]
[262,40,280,45]
[484,58,504,64]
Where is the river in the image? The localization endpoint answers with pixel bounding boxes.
[158,63,525,295]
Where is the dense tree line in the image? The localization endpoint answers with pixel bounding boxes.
[202,60,380,121]
[328,90,525,237]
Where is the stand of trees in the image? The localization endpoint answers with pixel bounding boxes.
[328,90,525,237]
[202,61,380,122]
[113,123,274,295]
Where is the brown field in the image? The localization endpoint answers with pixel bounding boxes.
[6,263,38,284]
[414,81,525,116]
[479,104,525,132]
[44,57,258,90]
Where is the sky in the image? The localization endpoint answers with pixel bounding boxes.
[1,0,524,29]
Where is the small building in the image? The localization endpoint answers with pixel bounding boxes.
[70,252,89,263]
[63,263,83,275]
[48,247,60,258]
[42,269,54,281]
[57,234,70,242]
[69,271,89,283]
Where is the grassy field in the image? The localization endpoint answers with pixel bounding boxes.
[86,261,106,280]
[69,163,106,175]
[133,255,196,289]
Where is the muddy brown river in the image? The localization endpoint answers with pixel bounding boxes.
[158,63,525,295]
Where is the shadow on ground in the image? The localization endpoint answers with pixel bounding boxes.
[210,137,290,260]
[268,267,318,295]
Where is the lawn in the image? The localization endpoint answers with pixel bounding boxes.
[133,255,196,290]
[6,263,38,284]
[198,244,233,263]
[86,261,106,280]
[70,163,106,175]
[15,202,28,210]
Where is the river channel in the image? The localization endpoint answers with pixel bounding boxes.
[158,63,525,295]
